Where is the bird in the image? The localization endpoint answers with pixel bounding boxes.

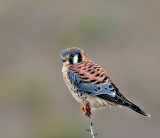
[60,47,150,118]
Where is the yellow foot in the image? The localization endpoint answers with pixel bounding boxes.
[81,104,85,112]
[81,104,91,117]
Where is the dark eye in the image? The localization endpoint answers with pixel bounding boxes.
[69,54,74,58]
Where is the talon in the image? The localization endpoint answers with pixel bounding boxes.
[81,104,85,112]
[81,104,91,117]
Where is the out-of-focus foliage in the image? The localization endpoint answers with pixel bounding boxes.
[0,0,160,138]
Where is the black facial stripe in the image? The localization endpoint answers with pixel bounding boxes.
[78,53,82,63]
[69,57,73,64]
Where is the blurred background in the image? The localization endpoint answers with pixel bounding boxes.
[0,0,160,138]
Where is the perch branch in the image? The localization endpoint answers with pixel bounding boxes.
[86,117,97,138]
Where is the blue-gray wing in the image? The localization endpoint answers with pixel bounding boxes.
[67,70,116,97]
[67,66,150,116]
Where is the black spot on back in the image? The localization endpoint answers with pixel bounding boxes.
[102,76,108,83]
[96,81,101,84]
[100,74,104,77]
[95,73,100,77]
[90,71,95,74]
[88,65,93,68]
[82,77,89,80]
[90,80,96,83]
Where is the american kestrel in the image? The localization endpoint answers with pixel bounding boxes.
[61,47,150,117]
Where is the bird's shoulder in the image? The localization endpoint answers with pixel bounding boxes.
[66,58,118,97]
[68,58,108,84]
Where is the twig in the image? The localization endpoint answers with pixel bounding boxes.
[86,117,97,138]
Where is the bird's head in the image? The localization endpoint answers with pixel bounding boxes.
[60,47,86,65]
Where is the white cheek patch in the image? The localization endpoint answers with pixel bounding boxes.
[73,54,78,64]
[63,60,70,66]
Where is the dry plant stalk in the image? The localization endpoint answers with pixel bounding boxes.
[86,117,97,138]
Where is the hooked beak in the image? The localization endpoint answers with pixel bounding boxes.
[61,56,68,62]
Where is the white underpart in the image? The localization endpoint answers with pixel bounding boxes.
[63,60,70,66]
[96,98,103,105]
[73,54,78,64]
